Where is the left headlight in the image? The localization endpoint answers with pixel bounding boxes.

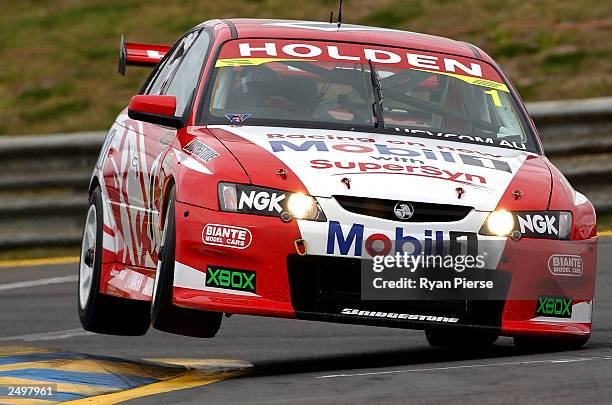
[480,210,572,240]
[218,182,326,222]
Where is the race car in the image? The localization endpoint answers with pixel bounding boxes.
[78,19,597,348]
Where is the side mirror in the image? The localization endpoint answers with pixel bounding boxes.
[128,95,183,128]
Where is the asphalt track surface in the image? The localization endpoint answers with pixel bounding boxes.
[1,238,611,404]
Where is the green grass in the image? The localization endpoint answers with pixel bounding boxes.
[360,0,423,28]
[0,0,611,134]
[17,82,73,103]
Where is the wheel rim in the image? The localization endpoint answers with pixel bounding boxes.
[79,205,97,309]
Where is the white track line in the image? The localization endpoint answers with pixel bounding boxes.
[0,328,93,342]
[0,275,77,292]
[317,355,612,379]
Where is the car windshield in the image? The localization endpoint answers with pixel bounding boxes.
[204,39,534,152]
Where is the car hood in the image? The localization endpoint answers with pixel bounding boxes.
[208,125,550,212]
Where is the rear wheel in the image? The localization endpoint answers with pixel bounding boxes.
[151,186,222,338]
[78,186,150,335]
[514,335,589,351]
[425,328,498,348]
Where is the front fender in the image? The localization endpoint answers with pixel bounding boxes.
[545,158,597,240]
[172,127,250,214]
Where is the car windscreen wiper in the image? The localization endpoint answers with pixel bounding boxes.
[368,59,385,129]
[284,59,498,134]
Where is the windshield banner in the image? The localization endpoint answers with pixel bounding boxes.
[216,39,507,91]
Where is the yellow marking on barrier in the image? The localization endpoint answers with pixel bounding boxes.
[0,256,79,269]
[64,359,252,404]
[598,230,612,237]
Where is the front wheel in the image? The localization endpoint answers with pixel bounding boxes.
[78,186,150,335]
[150,186,222,338]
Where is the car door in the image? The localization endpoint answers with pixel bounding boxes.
[104,29,212,268]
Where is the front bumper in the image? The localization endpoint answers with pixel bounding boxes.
[172,200,597,338]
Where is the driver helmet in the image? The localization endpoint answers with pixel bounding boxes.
[237,65,280,106]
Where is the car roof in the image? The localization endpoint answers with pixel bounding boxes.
[220,19,483,60]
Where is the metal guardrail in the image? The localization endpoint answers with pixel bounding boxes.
[529,97,612,217]
[0,97,611,250]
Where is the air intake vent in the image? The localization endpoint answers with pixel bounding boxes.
[334,196,472,222]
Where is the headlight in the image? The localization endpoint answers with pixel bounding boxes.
[287,193,318,220]
[480,210,572,240]
[218,183,326,222]
[484,210,514,236]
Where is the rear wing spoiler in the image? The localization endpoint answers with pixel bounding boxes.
[118,34,170,76]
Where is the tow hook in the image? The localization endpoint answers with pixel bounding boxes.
[294,239,307,256]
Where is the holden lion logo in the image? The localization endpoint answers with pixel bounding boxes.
[393,202,414,220]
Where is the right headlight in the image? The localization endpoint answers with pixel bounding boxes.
[480,210,572,240]
[484,210,514,236]
[218,182,326,222]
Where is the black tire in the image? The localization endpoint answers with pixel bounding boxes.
[514,334,589,351]
[151,186,222,338]
[425,328,498,348]
[78,186,150,336]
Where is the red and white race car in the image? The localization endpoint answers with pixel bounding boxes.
[78,19,597,348]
